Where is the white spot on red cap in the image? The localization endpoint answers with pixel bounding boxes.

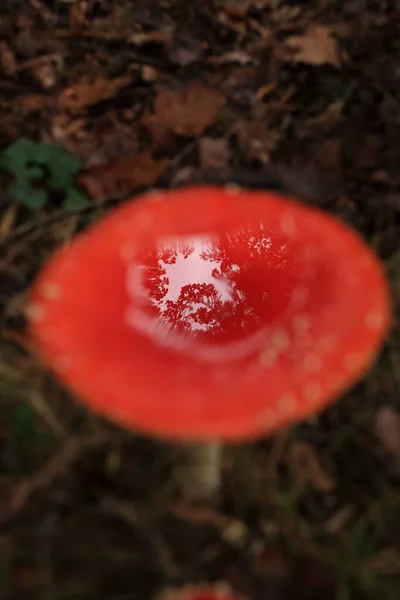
[257,407,276,428]
[326,371,344,392]
[300,245,317,261]
[260,329,291,366]
[303,381,322,404]
[53,355,71,373]
[38,325,59,344]
[280,213,297,236]
[137,211,153,228]
[292,314,311,336]
[270,329,290,352]
[303,354,322,373]
[260,347,278,367]
[344,352,363,373]
[25,302,46,322]
[224,183,242,195]
[318,335,336,353]
[365,310,384,332]
[278,392,297,415]
[145,189,163,200]
[40,282,61,300]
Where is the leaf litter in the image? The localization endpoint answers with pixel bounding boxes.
[285,25,342,68]
[1,0,400,599]
[143,81,226,143]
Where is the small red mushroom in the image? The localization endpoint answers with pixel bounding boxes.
[157,583,245,600]
[26,186,391,498]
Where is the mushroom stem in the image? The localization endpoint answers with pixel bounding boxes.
[178,441,222,500]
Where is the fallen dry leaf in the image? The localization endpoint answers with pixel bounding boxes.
[324,505,354,534]
[32,62,56,89]
[59,75,132,115]
[77,151,170,199]
[221,0,271,11]
[18,94,45,114]
[143,81,225,144]
[199,136,230,172]
[375,406,400,462]
[68,0,88,31]
[285,24,341,68]
[287,440,336,493]
[0,41,17,76]
[234,120,281,164]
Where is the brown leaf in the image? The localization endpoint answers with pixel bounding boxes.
[325,505,354,534]
[287,440,336,493]
[0,41,17,76]
[68,0,88,31]
[221,0,271,13]
[234,120,281,164]
[59,75,132,115]
[375,406,400,463]
[144,81,225,143]
[77,151,170,199]
[285,25,341,68]
[199,137,230,172]
[19,94,48,114]
[31,62,56,89]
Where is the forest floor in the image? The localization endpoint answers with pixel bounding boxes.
[1,1,400,599]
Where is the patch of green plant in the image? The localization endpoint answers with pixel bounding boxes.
[0,137,87,210]
[12,403,57,450]
[317,75,353,104]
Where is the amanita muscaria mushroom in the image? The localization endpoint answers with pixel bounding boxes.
[26,186,391,498]
[157,583,244,600]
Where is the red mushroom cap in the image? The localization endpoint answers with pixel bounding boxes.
[27,186,391,441]
[157,583,245,600]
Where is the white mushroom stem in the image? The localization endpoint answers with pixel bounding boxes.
[178,441,223,500]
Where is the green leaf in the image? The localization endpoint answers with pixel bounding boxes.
[9,180,33,201]
[11,183,48,209]
[34,141,54,164]
[24,189,48,209]
[0,137,37,174]
[63,187,87,210]
[25,165,46,180]
[46,145,81,190]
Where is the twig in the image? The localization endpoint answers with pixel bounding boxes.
[0,190,132,248]
[10,431,107,515]
[101,495,179,576]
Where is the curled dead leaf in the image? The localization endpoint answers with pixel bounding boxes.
[199,137,230,172]
[285,24,341,68]
[77,151,170,199]
[143,81,225,144]
[287,440,336,493]
[59,75,132,115]
[32,62,57,89]
[0,41,17,76]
